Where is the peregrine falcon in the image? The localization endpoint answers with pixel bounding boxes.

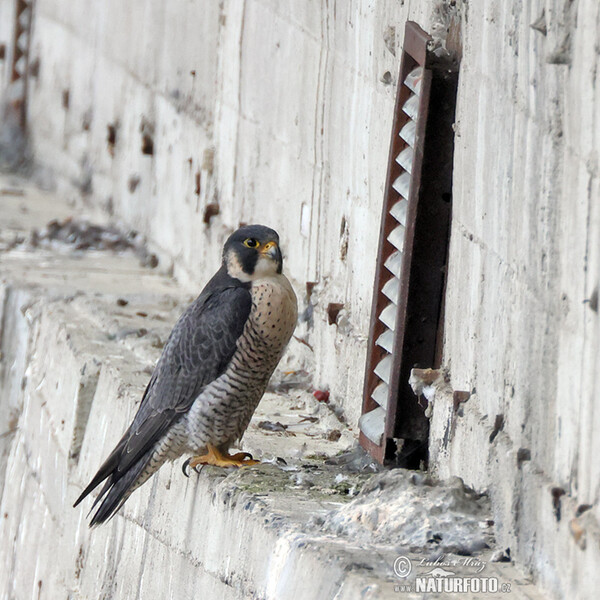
[74,225,297,525]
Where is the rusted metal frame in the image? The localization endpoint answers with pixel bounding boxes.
[358,427,387,465]
[359,21,432,464]
[382,67,433,465]
[361,21,459,466]
[388,57,459,463]
[359,48,418,438]
[9,0,33,127]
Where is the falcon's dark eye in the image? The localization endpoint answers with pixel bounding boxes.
[243,238,259,248]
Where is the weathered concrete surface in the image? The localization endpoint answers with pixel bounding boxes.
[0,178,545,599]
[0,0,436,431]
[432,2,600,599]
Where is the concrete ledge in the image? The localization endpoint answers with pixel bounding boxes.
[0,176,545,599]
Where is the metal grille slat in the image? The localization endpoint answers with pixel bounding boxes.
[402,93,419,119]
[384,250,403,278]
[358,407,386,445]
[374,355,392,384]
[396,146,414,173]
[376,329,395,354]
[387,225,405,252]
[379,303,397,331]
[392,172,411,198]
[382,277,400,304]
[404,66,423,95]
[399,120,416,146]
[371,382,389,410]
[390,200,408,225]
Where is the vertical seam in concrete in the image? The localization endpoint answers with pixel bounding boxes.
[0,286,11,362]
[308,0,331,282]
[234,0,248,219]
[317,0,331,282]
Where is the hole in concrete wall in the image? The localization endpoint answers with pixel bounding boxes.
[62,89,70,110]
[82,109,92,131]
[327,303,344,325]
[0,44,5,60]
[128,175,140,193]
[488,414,504,443]
[380,71,393,85]
[141,134,154,155]
[195,172,201,195]
[140,117,155,156]
[576,504,592,517]
[107,123,117,156]
[552,487,565,522]
[531,10,548,36]
[203,203,220,225]
[516,448,531,466]
[452,390,470,410]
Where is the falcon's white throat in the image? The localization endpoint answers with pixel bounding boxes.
[226,251,279,282]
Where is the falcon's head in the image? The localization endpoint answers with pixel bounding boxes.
[223,224,283,281]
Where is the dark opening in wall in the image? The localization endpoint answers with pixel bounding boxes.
[203,203,220,225]
[359,21,459,467]
[140,117,155,156]
[141,134,154,156]
[107,124,117,156]
[327,303,344,326]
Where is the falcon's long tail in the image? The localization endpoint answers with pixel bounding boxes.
[74,446,156,526]
[74,415,186,526]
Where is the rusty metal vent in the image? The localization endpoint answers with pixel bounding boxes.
[8,0,33,126]
[360,21,459,466]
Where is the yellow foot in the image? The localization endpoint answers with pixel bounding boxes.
[182,445,259,476]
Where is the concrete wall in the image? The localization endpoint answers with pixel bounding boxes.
[8,0,432,431]
[431,1,600,598]
[1,0,599,598]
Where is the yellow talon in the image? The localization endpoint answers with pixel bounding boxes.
[183,444,259,475]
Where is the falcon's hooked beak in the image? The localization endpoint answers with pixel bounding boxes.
[258,241,283,275]
[260,241,281,262]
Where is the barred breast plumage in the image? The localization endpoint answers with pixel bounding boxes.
[185,273,297,451]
